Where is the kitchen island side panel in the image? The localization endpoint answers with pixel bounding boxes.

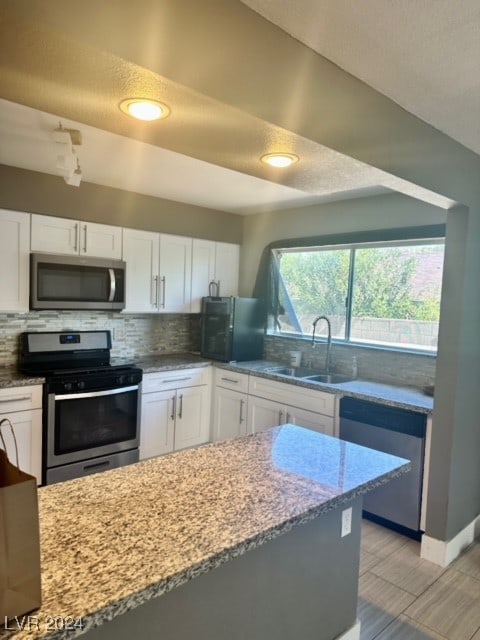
[83,497,362,640]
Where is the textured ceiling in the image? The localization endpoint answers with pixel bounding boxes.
[0,0,466,214]
[241,0,480,156]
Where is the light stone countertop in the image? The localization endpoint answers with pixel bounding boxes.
[0,353,433,413]
[1,426,409,640]
[0,366,45,388]
[216,360,434,414]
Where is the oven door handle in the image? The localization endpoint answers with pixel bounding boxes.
[54,385,139,401]
[108,268,116,302]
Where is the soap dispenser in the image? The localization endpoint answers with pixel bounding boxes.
[351,356,358,379]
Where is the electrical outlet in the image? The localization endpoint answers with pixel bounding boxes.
[341,507,352,537]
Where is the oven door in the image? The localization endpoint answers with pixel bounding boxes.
[46,385,140,468]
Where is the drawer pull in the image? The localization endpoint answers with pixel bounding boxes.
[221,377,239,384]
[162,376,192,384]
[0,395,31,403]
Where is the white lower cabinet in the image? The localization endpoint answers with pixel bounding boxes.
[140,389,175,458]
[213,387,248,441]
[212,369,249,441]
[247,375,336,436]
[0,385,43,485]
[140,368,211,460]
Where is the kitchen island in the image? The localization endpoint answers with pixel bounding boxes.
[2,426,409,640]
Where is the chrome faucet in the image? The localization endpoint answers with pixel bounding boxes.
[312,315,332,373]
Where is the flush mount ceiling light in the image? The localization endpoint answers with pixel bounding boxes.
[119,98,170,121]
[261,153,299,168]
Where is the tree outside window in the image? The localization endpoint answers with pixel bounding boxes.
[272,240,444,352]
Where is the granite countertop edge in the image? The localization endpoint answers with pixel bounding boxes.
[0,354,433,413]
[41,458,409,640]
[215,361,434,414]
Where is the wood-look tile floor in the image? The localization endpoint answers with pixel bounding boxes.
[358,520,480,640]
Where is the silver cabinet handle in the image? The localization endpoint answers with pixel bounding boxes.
[108,268,116,302]
[208,281,217,296]
[0,395,31,403]
[74,222,79,252]
[161,376,192,384]
[178,393,183,419]
[239,399,245,424]
[221,377,239,384]
[160,276,166,308]
[171,395,176,420]
[83,224,88,253]
[152,275,159,306]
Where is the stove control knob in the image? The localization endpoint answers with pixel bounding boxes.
[117,375,126,385]
[77,380,86,390]
[64,382,73,392]
[127,374,136,385]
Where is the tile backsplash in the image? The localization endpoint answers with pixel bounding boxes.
[0,311,202,367]
[264,335,436,388]
[1,312,435,388]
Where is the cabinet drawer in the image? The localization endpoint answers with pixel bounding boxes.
[214,368,249,393]
[248,375,335,416]
[0,385,42,413]
[142,367,211,393]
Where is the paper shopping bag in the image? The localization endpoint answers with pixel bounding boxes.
[0,419,42,622]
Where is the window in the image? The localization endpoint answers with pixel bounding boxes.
[270,239,445,352]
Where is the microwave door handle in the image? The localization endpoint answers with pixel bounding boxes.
[108,268,116,302]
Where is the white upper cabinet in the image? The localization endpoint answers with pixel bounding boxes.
[159,234,192,313]
[122,228,192,313]
[191,240,239,312]
[122,228,159,313]
[31,214,122,259]
[214,241,240,297]
[0,209,30,312]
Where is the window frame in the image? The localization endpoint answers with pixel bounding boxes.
[269,236,445,355]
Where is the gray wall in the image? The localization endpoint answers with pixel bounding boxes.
[0,164,243,242]
[240,193,446,295]
[2,0,480,543]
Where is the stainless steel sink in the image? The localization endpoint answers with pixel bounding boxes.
[265,366,353,384]
[302,373,353,384]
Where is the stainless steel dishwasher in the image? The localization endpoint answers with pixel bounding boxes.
[339,397,426,537]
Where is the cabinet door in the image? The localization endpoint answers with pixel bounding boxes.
[81,222,122,259]
[0,209,30,312]
[174,386,210,451]
[286,405,335,436]
[122,228,160,312]
[247,396,283,434]
[159,234,192,313]
[190,239,216,313]
[214,242,239,297]
[31,214,79,255]
[0,409,42,485]
[213,387,248,441]
[140,390,175,459]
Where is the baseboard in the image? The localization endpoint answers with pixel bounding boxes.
[421,513,480,566]
[336,620,361,640]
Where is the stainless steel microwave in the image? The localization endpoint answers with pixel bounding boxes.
[30,253,126,310]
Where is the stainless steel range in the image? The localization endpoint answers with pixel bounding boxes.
[19,330,142,485]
